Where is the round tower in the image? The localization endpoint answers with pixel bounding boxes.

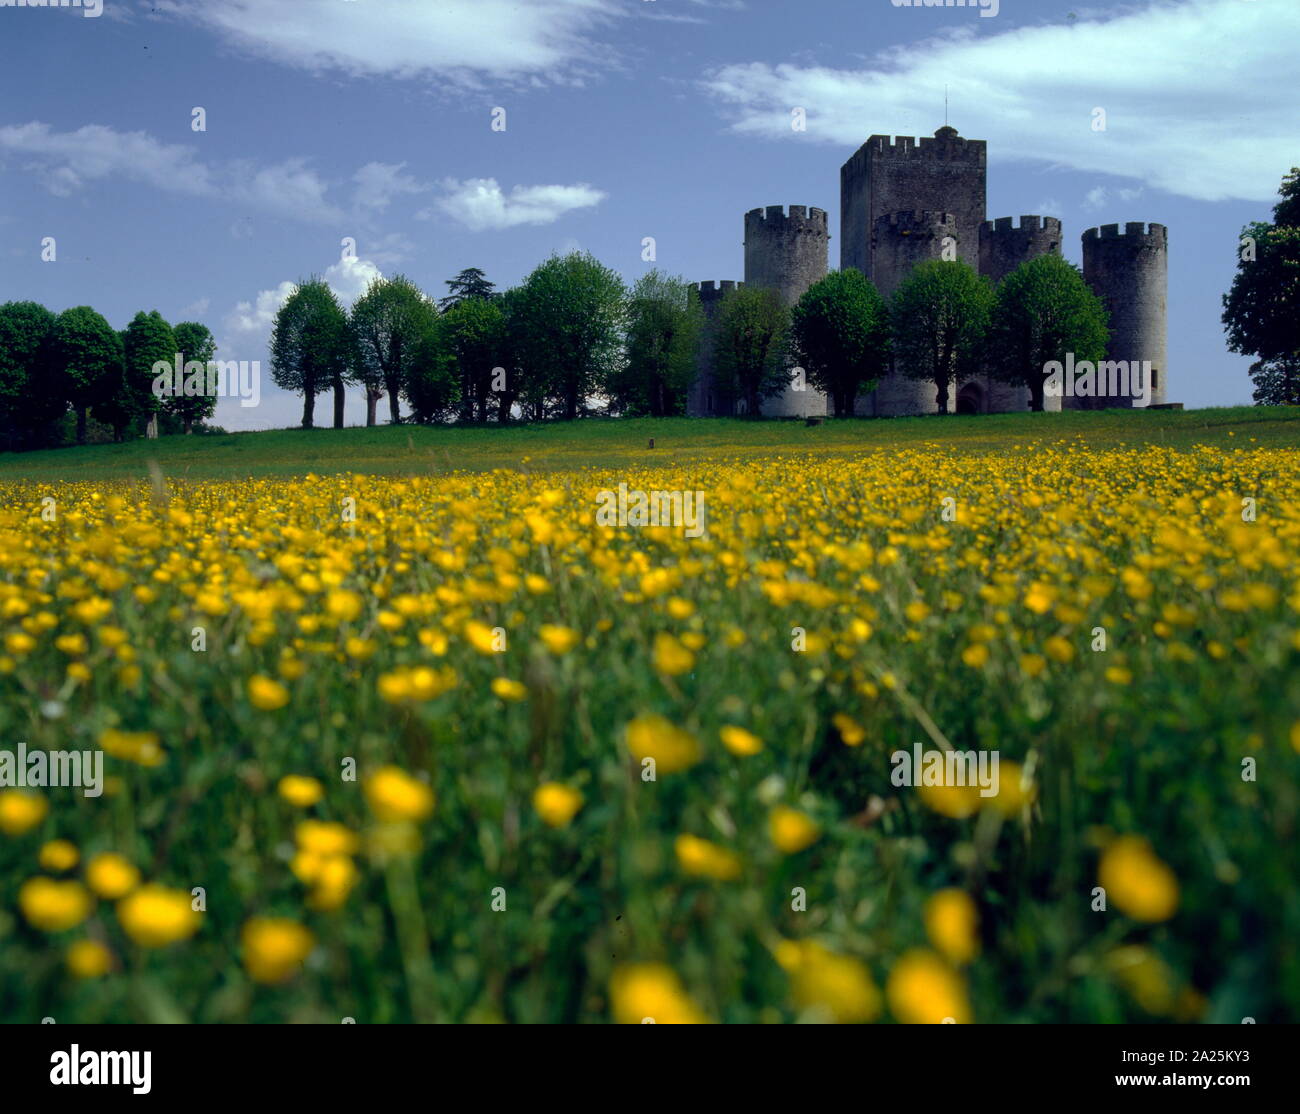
[864,210,961,416]
[687,280,743,417]
[1079,223,1168,409]
[972,215,1064,412]
[742,205,830,418]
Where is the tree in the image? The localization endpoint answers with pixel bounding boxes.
[168,322,218,433]
[441,297,507,422]
[890,261,993,414]
[789,269,891,417]
[350,275,441,426]
[494,287,527,421]
[986,255,1109,412]
[91,330,136,442]
[0,301,58,451]
[120,310,176,439]
[50,306,124,444]
[439,267,497,311]
[271,279,352,429]
[714,286,789,418]
[611,271,702,417]
[510,253,627,421]
[404,317,460,423]
[1248,358,1300,405]
[1223,168,1300,402]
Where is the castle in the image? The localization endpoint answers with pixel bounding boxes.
[687,126,1169,417]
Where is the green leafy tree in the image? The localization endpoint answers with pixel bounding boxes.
[890,261,993,414]
[439,267,497,311]
[167,322,218,433]
[511,253,627,421]
[1247,358,1300,405]
[986,255,1109,412]
[350,275,441,426]
[714,286,790,418]
[92,330,137,441]
[494,287,528,421]
[119,310,177,438]
[271,279,352,429]
[441,297,507,422]
[404,317,460,423]
[1223,168,1300,403]
[611,271,702,417]
[789,269,891,417]
[50,306,124,444]
[0,301,59,451]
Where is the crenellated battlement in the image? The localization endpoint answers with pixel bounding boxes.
[981,215,1062,236]
[695,280,743,299]
[843,128,987,174]
[744,205,829,232]
[1083,222,1167,244]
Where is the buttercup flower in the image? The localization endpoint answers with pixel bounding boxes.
[85,852,141,900]
[533,782,583,829]
[19,877,92,932]
[116,885,201,947]
[364,766,434,823]
[242,917,315,984]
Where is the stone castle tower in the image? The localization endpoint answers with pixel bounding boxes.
[742,205,830,418]
[1080,223,1169,408]
[688,125,1169,417]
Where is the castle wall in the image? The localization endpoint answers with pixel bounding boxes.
[1080,223,1168,409]
[742,205,830,418]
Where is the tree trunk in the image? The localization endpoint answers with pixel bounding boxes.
[387,375,401,424]
[936,381,948,414]
[366,389,380,427]
[302,391,315,429]
[76,407,87,444]
[184,419,193,435]
[1029,380,1044,412]
[333,377,345,428]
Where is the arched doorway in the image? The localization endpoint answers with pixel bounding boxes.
[956,382,984,415]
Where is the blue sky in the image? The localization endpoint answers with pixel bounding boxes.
[1,0,1295,429]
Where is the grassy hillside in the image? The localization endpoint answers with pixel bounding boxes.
[1,405,1297,481]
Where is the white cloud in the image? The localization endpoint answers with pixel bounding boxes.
[158,0,622,88]
[178,297,210,319]
[0,122,213,198]
[353,162,425,213]
[0,122,342,222]
[426,177,606,231]
[700,0,1300,203]
[1083,185,1145,212]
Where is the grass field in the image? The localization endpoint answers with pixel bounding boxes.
[1,405,1298,480]
[0,408,1298,1023]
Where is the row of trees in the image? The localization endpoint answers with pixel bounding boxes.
[713,254,1108,416]
[273,252,1108,428]
[271,261,676,428]
[0,304,217,451]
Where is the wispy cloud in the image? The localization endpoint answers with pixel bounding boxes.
[700,0,1300,203]
[156,0,623,89]
[424,178,606,231]
[0,122,345,222]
